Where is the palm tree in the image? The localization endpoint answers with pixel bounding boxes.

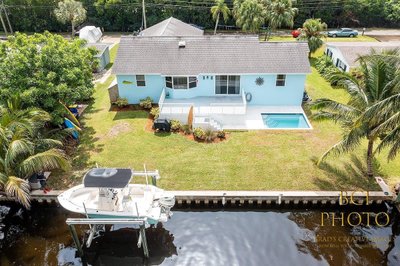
[298,18,327,58]
[359,49,400,161]
[310,50,400,178]
[265,0,298,41]
[54,0,87,37]
[0,96,70,208]
[211,0,231,35]
[235,0,266,33]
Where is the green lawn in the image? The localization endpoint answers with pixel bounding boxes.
[50,40,400,191]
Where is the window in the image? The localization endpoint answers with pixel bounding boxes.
[166,76,172,88]
[336,59,347,71]
[326,49,333,58]
[215,75,240,94]
[189,77,197,88]
[165,76,197,89]
[276,74,286,86]
[173,77,187,89]
[136,75,146,86]
[216,75,228,94]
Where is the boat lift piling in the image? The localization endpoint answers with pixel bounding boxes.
[66,218,150,259]
[131,169,160,186]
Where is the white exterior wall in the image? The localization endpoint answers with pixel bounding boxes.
[325,46,350,72]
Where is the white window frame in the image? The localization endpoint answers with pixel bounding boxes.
[136,75,146,87]
[215,75,241,95]
[276,74,286,86]
[164,76,197,90]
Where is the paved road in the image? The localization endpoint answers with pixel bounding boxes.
[364,29,400,36]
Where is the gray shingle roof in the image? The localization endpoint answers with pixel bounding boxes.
[113,36,311,75]
[139,17,204,37]
[86,42,111,57]
[327,42,400,67]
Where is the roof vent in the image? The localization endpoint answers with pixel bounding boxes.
[178,41,186,48]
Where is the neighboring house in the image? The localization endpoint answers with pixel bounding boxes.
[112,35,311,130]
[138,17,204,36]
[325,42,400,72]
[87,43,111,72]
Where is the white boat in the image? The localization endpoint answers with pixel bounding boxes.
[58,168,175,224]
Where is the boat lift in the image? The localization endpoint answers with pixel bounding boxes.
[65,166,163,259]
[66,217,150,258]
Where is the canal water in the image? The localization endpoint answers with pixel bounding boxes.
[0,204,399,266]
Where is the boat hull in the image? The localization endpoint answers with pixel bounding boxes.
[58,184,174,225]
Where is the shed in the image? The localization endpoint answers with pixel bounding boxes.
[87,43,111,72]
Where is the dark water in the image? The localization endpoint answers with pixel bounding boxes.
[0,204,399,266]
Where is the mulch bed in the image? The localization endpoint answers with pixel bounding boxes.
[145,115,228,143]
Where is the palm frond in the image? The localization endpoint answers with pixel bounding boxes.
[5,138,34,166]
[318,127,365,164]
[5,176,31,209]
[375,126,400,160]
[19,149,70,178]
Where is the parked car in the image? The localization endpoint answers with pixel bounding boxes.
[327,28,358,38]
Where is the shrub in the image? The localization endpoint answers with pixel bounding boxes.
[114,97,129,107]
[139,96,153,109]
[170,119,182,132]
[203,129,216,142]
[193,127,205,140]
[182,124,192,135]
[217,130,226,139]
[150,107,159,119]
[315,55,340,85]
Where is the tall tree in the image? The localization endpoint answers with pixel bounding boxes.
[235,0,266,33]
[385,0,400,23]
[298,18,327,58]
[54,0,87,37]
[310,50,400,177]
[0,95,70,208]
[360,49,400,161]
[211,0,230,35]
[265,0,298,40]
[0,32,96,124]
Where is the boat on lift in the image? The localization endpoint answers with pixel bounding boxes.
[58,168,175,224]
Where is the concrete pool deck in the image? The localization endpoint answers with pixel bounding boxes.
[212,106,311,130]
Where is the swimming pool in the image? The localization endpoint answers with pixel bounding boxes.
[261,113,311,129]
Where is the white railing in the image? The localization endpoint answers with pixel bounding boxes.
[195,105,245,115]
[160,102,194,114]
[158,88,166,110]
[241,90,247,109]
[159,93,247,116]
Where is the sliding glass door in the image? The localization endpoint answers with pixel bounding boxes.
[215,75,240,95]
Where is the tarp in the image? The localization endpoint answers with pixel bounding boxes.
[79,26,102,43]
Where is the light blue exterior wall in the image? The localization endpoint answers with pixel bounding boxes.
[117,75,164,103]
[95,47,110,72]
[116,74,306,106]
[242,74,306,106]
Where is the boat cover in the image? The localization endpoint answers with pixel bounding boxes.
[83,168,132,188]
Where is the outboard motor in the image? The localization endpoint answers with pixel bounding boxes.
[159,194,175,217]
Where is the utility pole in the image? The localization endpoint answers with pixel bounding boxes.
[0,0,11,35]
[142,0,147,29]
[3,1,12,34]
[0,8,7,36]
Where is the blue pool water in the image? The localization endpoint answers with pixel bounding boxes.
[262,113,311,129]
